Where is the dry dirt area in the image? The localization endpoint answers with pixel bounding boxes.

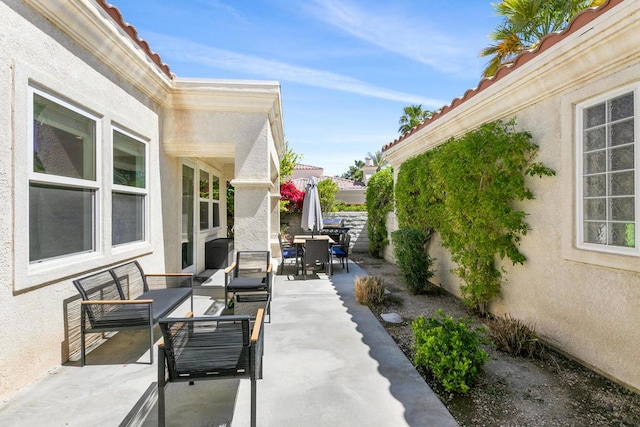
[350,252,640,427]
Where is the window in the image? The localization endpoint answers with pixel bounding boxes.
[199,170,209,230]
[112,129,147,246]
[578,89,637,253]
[199,170,220,231]
[212,174,220,228]
[29,90,98,262]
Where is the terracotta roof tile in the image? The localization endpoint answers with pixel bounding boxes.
[294,164,323,170]
[382,0,623,153]
[96,0,174,79]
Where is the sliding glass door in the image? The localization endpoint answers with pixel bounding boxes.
[182,164,195,271]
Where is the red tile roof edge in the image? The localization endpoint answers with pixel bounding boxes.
[382,0,623,153]
[96,0,174,79]
[294,164,323,170]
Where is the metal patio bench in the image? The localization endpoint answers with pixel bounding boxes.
[73,261,193,366]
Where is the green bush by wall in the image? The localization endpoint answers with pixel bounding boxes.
[366,167,394,257]
[395,119,554,312]
[391,228,436,294]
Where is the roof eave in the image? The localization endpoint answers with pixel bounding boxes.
[24,0,173,103]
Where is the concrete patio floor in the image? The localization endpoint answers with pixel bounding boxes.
[0,260,458,426]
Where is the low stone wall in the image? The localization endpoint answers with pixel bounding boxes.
[280,211,369,253]
[326,212,369,253]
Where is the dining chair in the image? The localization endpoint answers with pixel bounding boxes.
[277,233,300,275]
[332,232,351,272]
[301,239,332,279]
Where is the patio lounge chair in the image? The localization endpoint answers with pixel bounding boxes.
[158,309,265,427]
[224,251,273,315]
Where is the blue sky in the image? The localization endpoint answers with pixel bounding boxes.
[114,0,502,177]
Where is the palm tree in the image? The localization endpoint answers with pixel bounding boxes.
[341,160,365,182]
[366,150,388,172]
[398,105,434,135]
[480,0,606,77]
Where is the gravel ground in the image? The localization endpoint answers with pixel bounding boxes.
[351,252,640,427]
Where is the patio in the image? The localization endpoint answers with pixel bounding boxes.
[0,261,457,426]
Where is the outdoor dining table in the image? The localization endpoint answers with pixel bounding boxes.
[292,234,336,245]
[292,235,336,276]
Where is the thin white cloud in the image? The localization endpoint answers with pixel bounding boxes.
[302,0,478,76]
[196,0,248,24]
[146,32,446,107]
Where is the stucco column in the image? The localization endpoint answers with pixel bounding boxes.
[231,180,272,251]
[270,193,282,255]
[230,119,273,252]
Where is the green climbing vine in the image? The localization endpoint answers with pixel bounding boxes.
[366,167,394,257]
[395,119,555,312]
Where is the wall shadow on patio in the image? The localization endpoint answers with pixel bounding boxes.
[326,262,458,427]
[122,380,240,426]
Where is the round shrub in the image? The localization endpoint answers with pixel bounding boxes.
[412,310,488,394]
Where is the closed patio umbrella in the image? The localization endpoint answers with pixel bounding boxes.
[301,176,323,236]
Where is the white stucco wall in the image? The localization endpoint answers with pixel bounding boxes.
[384,1,640,392]
[162,108,277,265]
[164,80,283,256]
[0,0,167,399]
[0,0,284,401]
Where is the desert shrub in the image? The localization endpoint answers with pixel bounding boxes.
[488,314,545,358]
[391,228,436,294]
[354,275,385,306]
[412,310,488,394]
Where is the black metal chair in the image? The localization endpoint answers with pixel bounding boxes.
[224,251,272,315]
[277,233,300,275]
[300,239,332,279]
[332,232,351,272]
[158,309,265,427]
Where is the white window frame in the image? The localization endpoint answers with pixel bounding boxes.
[28,87,102,264]
[111,126,149,247]
[197,168,221,233]
[576,84,640,256]
[199,169,210,231]
[212,173,221,229]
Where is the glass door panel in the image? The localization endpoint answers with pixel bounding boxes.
[182,165,194,270]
